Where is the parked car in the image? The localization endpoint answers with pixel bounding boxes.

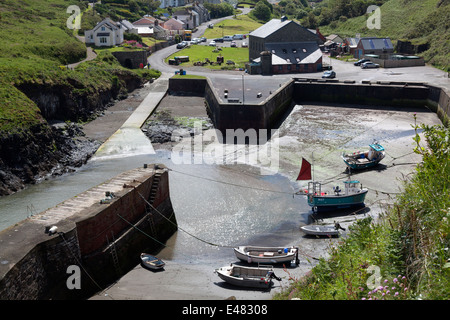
[361,62,380,69]
[223,35,233,41]
[208,23,214,28]
[191,38,200,44]
[214,38,224,43]
[200,37,207,42]
[230,41,236,47]
[176,41,188,49]
[232,34,244,40]
[322,70,336,78]
[354,58,370,66]
[209,40,216,46]
[241,41,248,48]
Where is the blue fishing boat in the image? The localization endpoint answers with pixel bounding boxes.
[307,180,368,212]
[296,157,368,212]
[342,143,385,170]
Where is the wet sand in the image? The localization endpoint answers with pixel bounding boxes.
[87,78,442,301]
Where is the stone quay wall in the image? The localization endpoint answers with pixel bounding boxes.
[170,77,449,134]
[0,164,177,300]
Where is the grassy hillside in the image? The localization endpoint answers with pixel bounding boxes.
[318,0,450,70]
[0,0,158,136]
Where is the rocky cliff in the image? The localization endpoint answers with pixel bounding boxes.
[0,70,146,196]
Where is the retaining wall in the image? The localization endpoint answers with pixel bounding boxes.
[293,79,449,126]
[0,164,177,300]
[204,78,294,135]
[169,77,449,134]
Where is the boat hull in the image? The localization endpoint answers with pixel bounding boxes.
[342,145,385,170]
[140,253,165,270]
[342,155,383,170]
[300,225,339,236]
[216,265,273,289]
[307,189,367,210]
[234,246,298,264]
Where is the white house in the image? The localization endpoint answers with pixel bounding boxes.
[159,0,186,9]
[85,18,125,47]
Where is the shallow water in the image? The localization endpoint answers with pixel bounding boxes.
[0,149,311,265]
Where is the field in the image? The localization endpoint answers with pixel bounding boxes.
[202,14,262,39]
[167,45,250,70]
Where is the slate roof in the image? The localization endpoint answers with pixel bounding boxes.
[360,37,394,50]
[255,41,322,65]
[93,18,119,32]
[250,19,292,38]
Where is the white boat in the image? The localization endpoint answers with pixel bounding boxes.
[215,264,281,289]
[300,225,340,237]
[234,246,299,265]
[140,253,165,270]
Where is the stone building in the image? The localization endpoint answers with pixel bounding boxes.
[248,17,324,74]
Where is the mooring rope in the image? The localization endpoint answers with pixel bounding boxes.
[136,190,235,248]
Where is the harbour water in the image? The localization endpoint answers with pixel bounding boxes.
[0,149,311,265]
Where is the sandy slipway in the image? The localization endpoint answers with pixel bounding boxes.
[90,90,442,301]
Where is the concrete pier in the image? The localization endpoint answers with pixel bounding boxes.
[0,164,177,299]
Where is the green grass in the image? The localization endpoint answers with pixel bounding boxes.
[202,14,262,39]
[167,45,249,70]
[171,74,206,79]
[319,0,450,70]
[0,0,160,135]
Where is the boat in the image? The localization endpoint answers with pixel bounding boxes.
[215,264,281,289]
[234,246,299,265]
[342,143,385,170]
[296,157,368,212]
[307,180,368,212]
[140,253,165,270]
[300,224,342,237]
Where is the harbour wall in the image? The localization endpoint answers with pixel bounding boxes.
[168,77,449,130]
[0,164,177,299]
[169,77,294,135]
[293,79,449,126]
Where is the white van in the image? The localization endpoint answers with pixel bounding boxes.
[233,34,244,40]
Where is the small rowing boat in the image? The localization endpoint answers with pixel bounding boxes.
[140,253,165,270]
[215,264,281,289]
[234,246,299,265]
[300,225,341,237]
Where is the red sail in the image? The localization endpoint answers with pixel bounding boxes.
[296,158,312,180]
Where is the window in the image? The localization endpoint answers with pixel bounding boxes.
[101,26,106,31]
[100,37,107,44]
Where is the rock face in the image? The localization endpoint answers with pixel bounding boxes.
[0,72,146,196]
[0,121,100,196]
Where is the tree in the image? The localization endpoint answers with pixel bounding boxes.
[252,2,271,22]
